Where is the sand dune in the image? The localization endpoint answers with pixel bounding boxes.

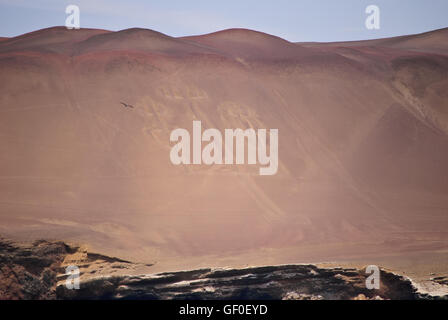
[0,26,447,271]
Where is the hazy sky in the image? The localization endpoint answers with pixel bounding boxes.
[0,0,447,42]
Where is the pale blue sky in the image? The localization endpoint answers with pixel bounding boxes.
[0,0,447,42]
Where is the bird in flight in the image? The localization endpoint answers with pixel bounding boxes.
[120,102,134,109]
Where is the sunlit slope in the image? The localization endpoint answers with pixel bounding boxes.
[0,27,447,266]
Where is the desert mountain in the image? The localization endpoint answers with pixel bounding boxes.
[0,26,447,270]
[301,27,448,55]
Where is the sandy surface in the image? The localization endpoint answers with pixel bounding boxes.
[0,27,447,284]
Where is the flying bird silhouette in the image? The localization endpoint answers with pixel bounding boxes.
[120,102,134,109]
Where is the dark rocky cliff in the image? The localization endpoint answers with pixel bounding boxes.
[0,238,444,300]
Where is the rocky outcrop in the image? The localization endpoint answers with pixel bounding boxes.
[432,276,448,286]
[0,238,73,299]
[0,238,446,300]
[56,264,421,300]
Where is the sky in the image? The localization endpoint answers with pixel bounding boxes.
[0,0,447,42]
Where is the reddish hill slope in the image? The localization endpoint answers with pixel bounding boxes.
[0,27,447,269]
[300,27,448,55]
